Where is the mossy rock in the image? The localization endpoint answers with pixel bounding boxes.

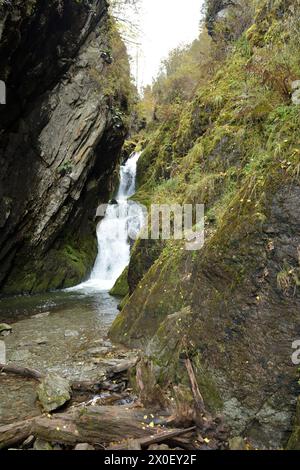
[109,267,129,297]
[37,373,71,413]
[0,323,12,334]
[2,234,97,295]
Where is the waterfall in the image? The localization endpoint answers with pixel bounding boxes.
[70,152,144,293]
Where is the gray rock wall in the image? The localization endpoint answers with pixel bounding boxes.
[0,0,131,294]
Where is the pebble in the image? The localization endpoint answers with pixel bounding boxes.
[64,330,80,338]
[74,443,95,451]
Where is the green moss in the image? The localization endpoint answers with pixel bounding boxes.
[109,267,129,297]
[192,353,223,412]
[3,234,97,295]
[286,397,300,449]
[110,0,300,353]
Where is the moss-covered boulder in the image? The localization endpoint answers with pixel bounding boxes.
[37,373,71,413]
[0,323,12,335]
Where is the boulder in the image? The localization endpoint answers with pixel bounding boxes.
[33,439,53,451]
[37,373,71,412]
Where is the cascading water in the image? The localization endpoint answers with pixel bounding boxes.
[71,152,144,293]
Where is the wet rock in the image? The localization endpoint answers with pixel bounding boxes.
[228,436,247,450]
[37,373,71,412]
[22,435,35,449]
[74,443,95,451]
[0,323,12,336]
[34,439,53,451]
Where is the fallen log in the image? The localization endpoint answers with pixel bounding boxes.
[167,435,198,450]
[32,413,81,446]
[31,406,160,446]
[0,363,44,381]
[0,404,189,450]
[0,418,35,450]
[76,406,156,444]
[108,426,197,450]
[0,406,158,449]
[0,363,121,394]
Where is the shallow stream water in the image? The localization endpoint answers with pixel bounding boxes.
[0,290,123,424]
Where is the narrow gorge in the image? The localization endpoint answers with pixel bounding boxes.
[0,0,300,455]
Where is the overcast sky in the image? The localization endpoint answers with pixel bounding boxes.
[124,0,204,89]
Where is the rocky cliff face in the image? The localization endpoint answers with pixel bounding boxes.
[0,0,132,294]
[110,0,300,449]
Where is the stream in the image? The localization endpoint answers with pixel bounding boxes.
[0,152,144,426]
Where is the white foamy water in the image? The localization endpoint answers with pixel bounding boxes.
[68,152,144,293]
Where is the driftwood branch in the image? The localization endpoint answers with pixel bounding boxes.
[0,363,44,381]
[108,426,197,450]
[0,406,184,450]
[184,357,206,416]
[0,359,137,394]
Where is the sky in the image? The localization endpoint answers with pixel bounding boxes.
[123,0,204,89]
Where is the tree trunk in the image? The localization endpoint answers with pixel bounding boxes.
[0,418,35,450]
